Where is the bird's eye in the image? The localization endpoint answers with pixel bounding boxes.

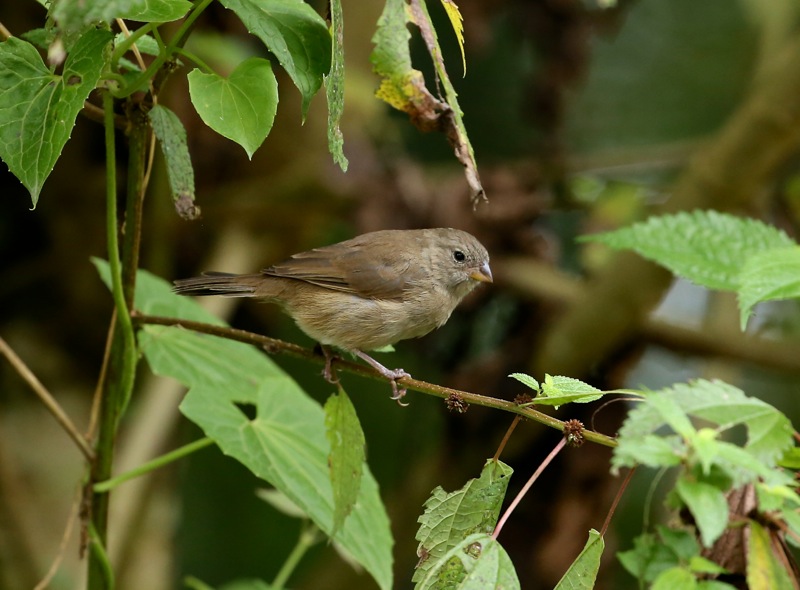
[453,250,466,262]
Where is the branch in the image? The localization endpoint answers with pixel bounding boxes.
[0,336,94,461]
[132,313,618,449]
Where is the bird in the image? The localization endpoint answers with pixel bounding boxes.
[173,228,492,402]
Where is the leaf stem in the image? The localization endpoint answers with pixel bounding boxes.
[94,437,214,493]
[133,314,619,448]
[272,522,321,588]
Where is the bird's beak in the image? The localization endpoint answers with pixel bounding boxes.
[470,262,493,283]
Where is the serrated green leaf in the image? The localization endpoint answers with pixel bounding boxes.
[614,433,684,469]
[647,393,696,439]
[538,374,603,408]
[53,0,192,32]
[554,529,604,590]
[325,387,365,536]
[148,105,200,220]
[188,57,278,159]
[415,533,520,590]
[0,30,112,206]
[413,459,512,583]
[747,521,795,590]
[583,211,795,291]
[612,380,793,475]
[508,373,539,393]
[219,0,331,119]
[105,265,393,590]
[324,0,348,171]
[738,246,800,330]
[675,477,728,547]
[778,446,800,470]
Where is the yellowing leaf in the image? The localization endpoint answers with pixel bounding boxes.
[440,0,466,77]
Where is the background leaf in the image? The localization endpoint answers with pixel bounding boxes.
[737,246,800,329]
[583,211,795,291]
[53,0,192,32]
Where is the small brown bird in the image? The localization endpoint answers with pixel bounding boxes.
[174,228,492,401]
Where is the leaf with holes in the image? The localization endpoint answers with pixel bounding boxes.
[94,262,393,590]
[0,29,112,206]
[413,459,512,583]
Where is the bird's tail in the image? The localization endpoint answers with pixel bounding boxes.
[173,272,263,297]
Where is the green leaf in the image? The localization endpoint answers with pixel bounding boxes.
[615,433,684,469]
[0,30,112,206]
[582,211,795,291]
[413,459,512,583]
[325,0,348,171]
[612,380,793,474]
[115,267,393,590]
[415,533,520,590]
[652,566,697,590]
[148,105,200,220]
[747,521,795,590]
[537,374,603,408]
[219,0,331,118]
[688,555,728,575]
[508,373,539,393]
[219,580,278,590]
[675,476,728,547]
[618,533,681,583]
[554,529,604,590]
[324,387,365,536]
[188,57,278,159]
[738,246,800,329]
[53,0,192,32]
[657,525,700,562]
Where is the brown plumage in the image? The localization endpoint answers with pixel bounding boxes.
[174,228,492,401]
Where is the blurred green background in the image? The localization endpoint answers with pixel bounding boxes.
[2,0,800,588]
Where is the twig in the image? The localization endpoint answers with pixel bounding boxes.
[133,313,619,449]
[493,416,521,462]
[600,466,636,537]
[0,336,94,461]
[34,488,82,590]
[493,437,568,539]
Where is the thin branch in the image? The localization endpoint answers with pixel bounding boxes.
[0,336,95,461]
[133,313,619,448]
[600,466,636,537]
[34,488,82,590]
[493,416,521,462]
[493,437,568,540]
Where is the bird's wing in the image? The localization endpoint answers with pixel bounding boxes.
[262,237,415,300]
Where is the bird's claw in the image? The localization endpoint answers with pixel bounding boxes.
[387,368,410,406]
[320,346,340,384]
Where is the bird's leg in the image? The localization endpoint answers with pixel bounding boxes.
[353,350,411,406]
[318,345,340,384]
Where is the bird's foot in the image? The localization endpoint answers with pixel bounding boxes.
[318,345,340,384]
[353,350,411,406]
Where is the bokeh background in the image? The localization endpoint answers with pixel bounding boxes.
[3,0,800,588]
